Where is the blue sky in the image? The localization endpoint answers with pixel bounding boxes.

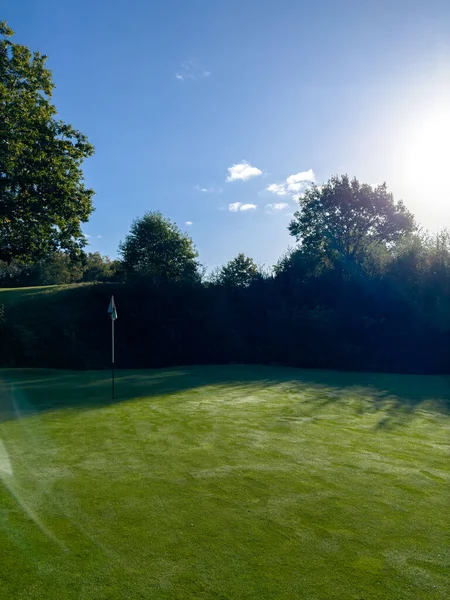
[5,0,450,269]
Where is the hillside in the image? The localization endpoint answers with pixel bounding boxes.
[0,283,99,307]
[1,278,450,374]
[0,281,221,370]
[0,283,116,369]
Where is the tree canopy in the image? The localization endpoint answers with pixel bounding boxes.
[0,21,94,264]
[213,253,261,288]
[119,211,200,282]
[82,252,120,282]
[288,175,415,268]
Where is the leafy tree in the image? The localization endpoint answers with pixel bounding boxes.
[0,259,28,287]
[82,252,120,282]
[213,253,261,288]
[288,175,415,268]
[34,252,85,285]
[274,246,325,280]
[0,252,83,286]
[0,21,94,264]
[119,212,200,282]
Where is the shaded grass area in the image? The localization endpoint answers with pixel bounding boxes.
[0,283,116,370]
[0,283,98,308]
[0,366,449,599]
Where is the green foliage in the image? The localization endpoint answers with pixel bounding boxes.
[0,253,81,286]
[288,175,415,269]
[0,251,119,287]
[385,229,450,330]
[274,246,326,280]
[119,211,200,282]
[212,253,261,288]
[0,21,94,264]
[33,252,84,285]
[82,252,120,282]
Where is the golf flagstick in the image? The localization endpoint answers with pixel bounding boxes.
[108,295,118,399]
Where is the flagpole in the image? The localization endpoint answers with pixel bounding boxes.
[108,295,117,401]
[112,317,115,400]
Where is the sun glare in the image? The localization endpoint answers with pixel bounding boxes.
[400,107,450,199]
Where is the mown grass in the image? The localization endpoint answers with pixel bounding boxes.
[0,283,98,307]
[0,366,449,599]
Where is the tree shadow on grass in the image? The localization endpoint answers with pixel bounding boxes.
[0,365,448,425]
[273,369,450,427]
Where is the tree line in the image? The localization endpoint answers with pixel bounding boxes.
[1,21,450,373]
[2,180,450,374]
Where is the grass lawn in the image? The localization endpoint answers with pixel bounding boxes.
[0,366,449,599]
[0,283,98,307]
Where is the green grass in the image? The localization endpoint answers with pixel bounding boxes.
[0,283,98,307]
[0,366,449,599]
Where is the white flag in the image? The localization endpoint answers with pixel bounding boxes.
[108,295,118,321]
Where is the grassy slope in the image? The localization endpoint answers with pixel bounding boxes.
[0,283,114,370]
[0,283,96,307]
[0,366,449,600]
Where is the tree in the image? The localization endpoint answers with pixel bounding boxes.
[0,251,83,286]
[213,253,261,288]
[119,212,200,282]
[32,251,84,285]
[274,246,325,280]
[0,22,94,264]
[288,175,415,268]
[82,252,120,282]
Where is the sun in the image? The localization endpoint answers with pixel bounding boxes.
[400,107,450,199]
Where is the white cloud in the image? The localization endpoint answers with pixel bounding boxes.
[286,169,315,193]
[185,221,193,226]
[226,161,262,182]
[266,202,289,212]
[286,169,315,185]
[195,185,223,194]
[286,182,303,192]
[195,185,211,193]
[175,60,211,82]
[97,235,102,239]
[266,183,287,196]
[265,168,315,198]
[228,202,257,212]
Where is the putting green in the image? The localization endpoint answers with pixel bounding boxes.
[0,366,449,599]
